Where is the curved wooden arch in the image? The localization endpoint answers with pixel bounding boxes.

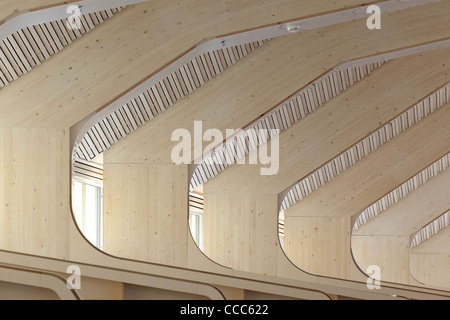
[0,262,82,300]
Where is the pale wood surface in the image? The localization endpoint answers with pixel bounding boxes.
[203,47,450,195]
[103,163,189,267]
[200,48,450,277]
[351,235,412,284]
[412,227,450,254]
[1,1,65,19]
[0,0,379,129]
[353,168,450,236]
[0,0,448,300]
[203,193,279,275]
[284,217,354,279]
[352,168,450,286]
[104,0,450,165]
[0,128,70,259]
[281,102,450,279]
[284,102,450,219]
[410,253,450,289]
[410,227,450,289]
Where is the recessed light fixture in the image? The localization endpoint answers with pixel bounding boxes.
[286,23,300,33]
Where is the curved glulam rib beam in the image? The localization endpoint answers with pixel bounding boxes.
[351,167,450,286]
[73,0,437,164]
[0,263,82,300]
[353,166,450,237]
[411,210,450,249]
[283,83,450,213]
[410,220,450,289]
[282,100,450,278]
[200,48,450,275]
[191,60,387,191]
[354,153,450,230]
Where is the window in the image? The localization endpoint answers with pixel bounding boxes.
[189,193,204,251]
[72,179,103,249]
[189,212,203,251]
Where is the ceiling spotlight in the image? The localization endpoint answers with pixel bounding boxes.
[286,23,300,33]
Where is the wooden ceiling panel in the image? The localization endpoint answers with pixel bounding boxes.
[203,46,450,195]
[0,0,382,129]
[353,167,450,236]
[103,0,450,167]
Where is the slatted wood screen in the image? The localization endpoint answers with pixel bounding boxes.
[353,152,450,230]
[410,210,450,249]
[74,40,268,161]
[73,158,103,185]
[190,61,386,191]
[280,84,450,212]
[0,7,124,88]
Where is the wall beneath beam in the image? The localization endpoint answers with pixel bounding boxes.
[410,227,450,289]
[102,163,189,267]
[351,235,413,285]
[203,193,279,276]
[0,127,70,259]
[284,217,357,280]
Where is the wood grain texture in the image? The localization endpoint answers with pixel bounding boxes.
[203,193,279,275]
[0,127,70,259]
[282,85,450,212]
[0,0,382,129]
[0,8,124,88]
[104,1,450,166]
[204,47,450,195]
[0,1,66,19]
[198,38,450,278]
[354,153,450,230]
[351,235,412,284]
[410,227,450,289]
[284,216,354,279]
[103,163,189,267]
[284,103,450,219]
